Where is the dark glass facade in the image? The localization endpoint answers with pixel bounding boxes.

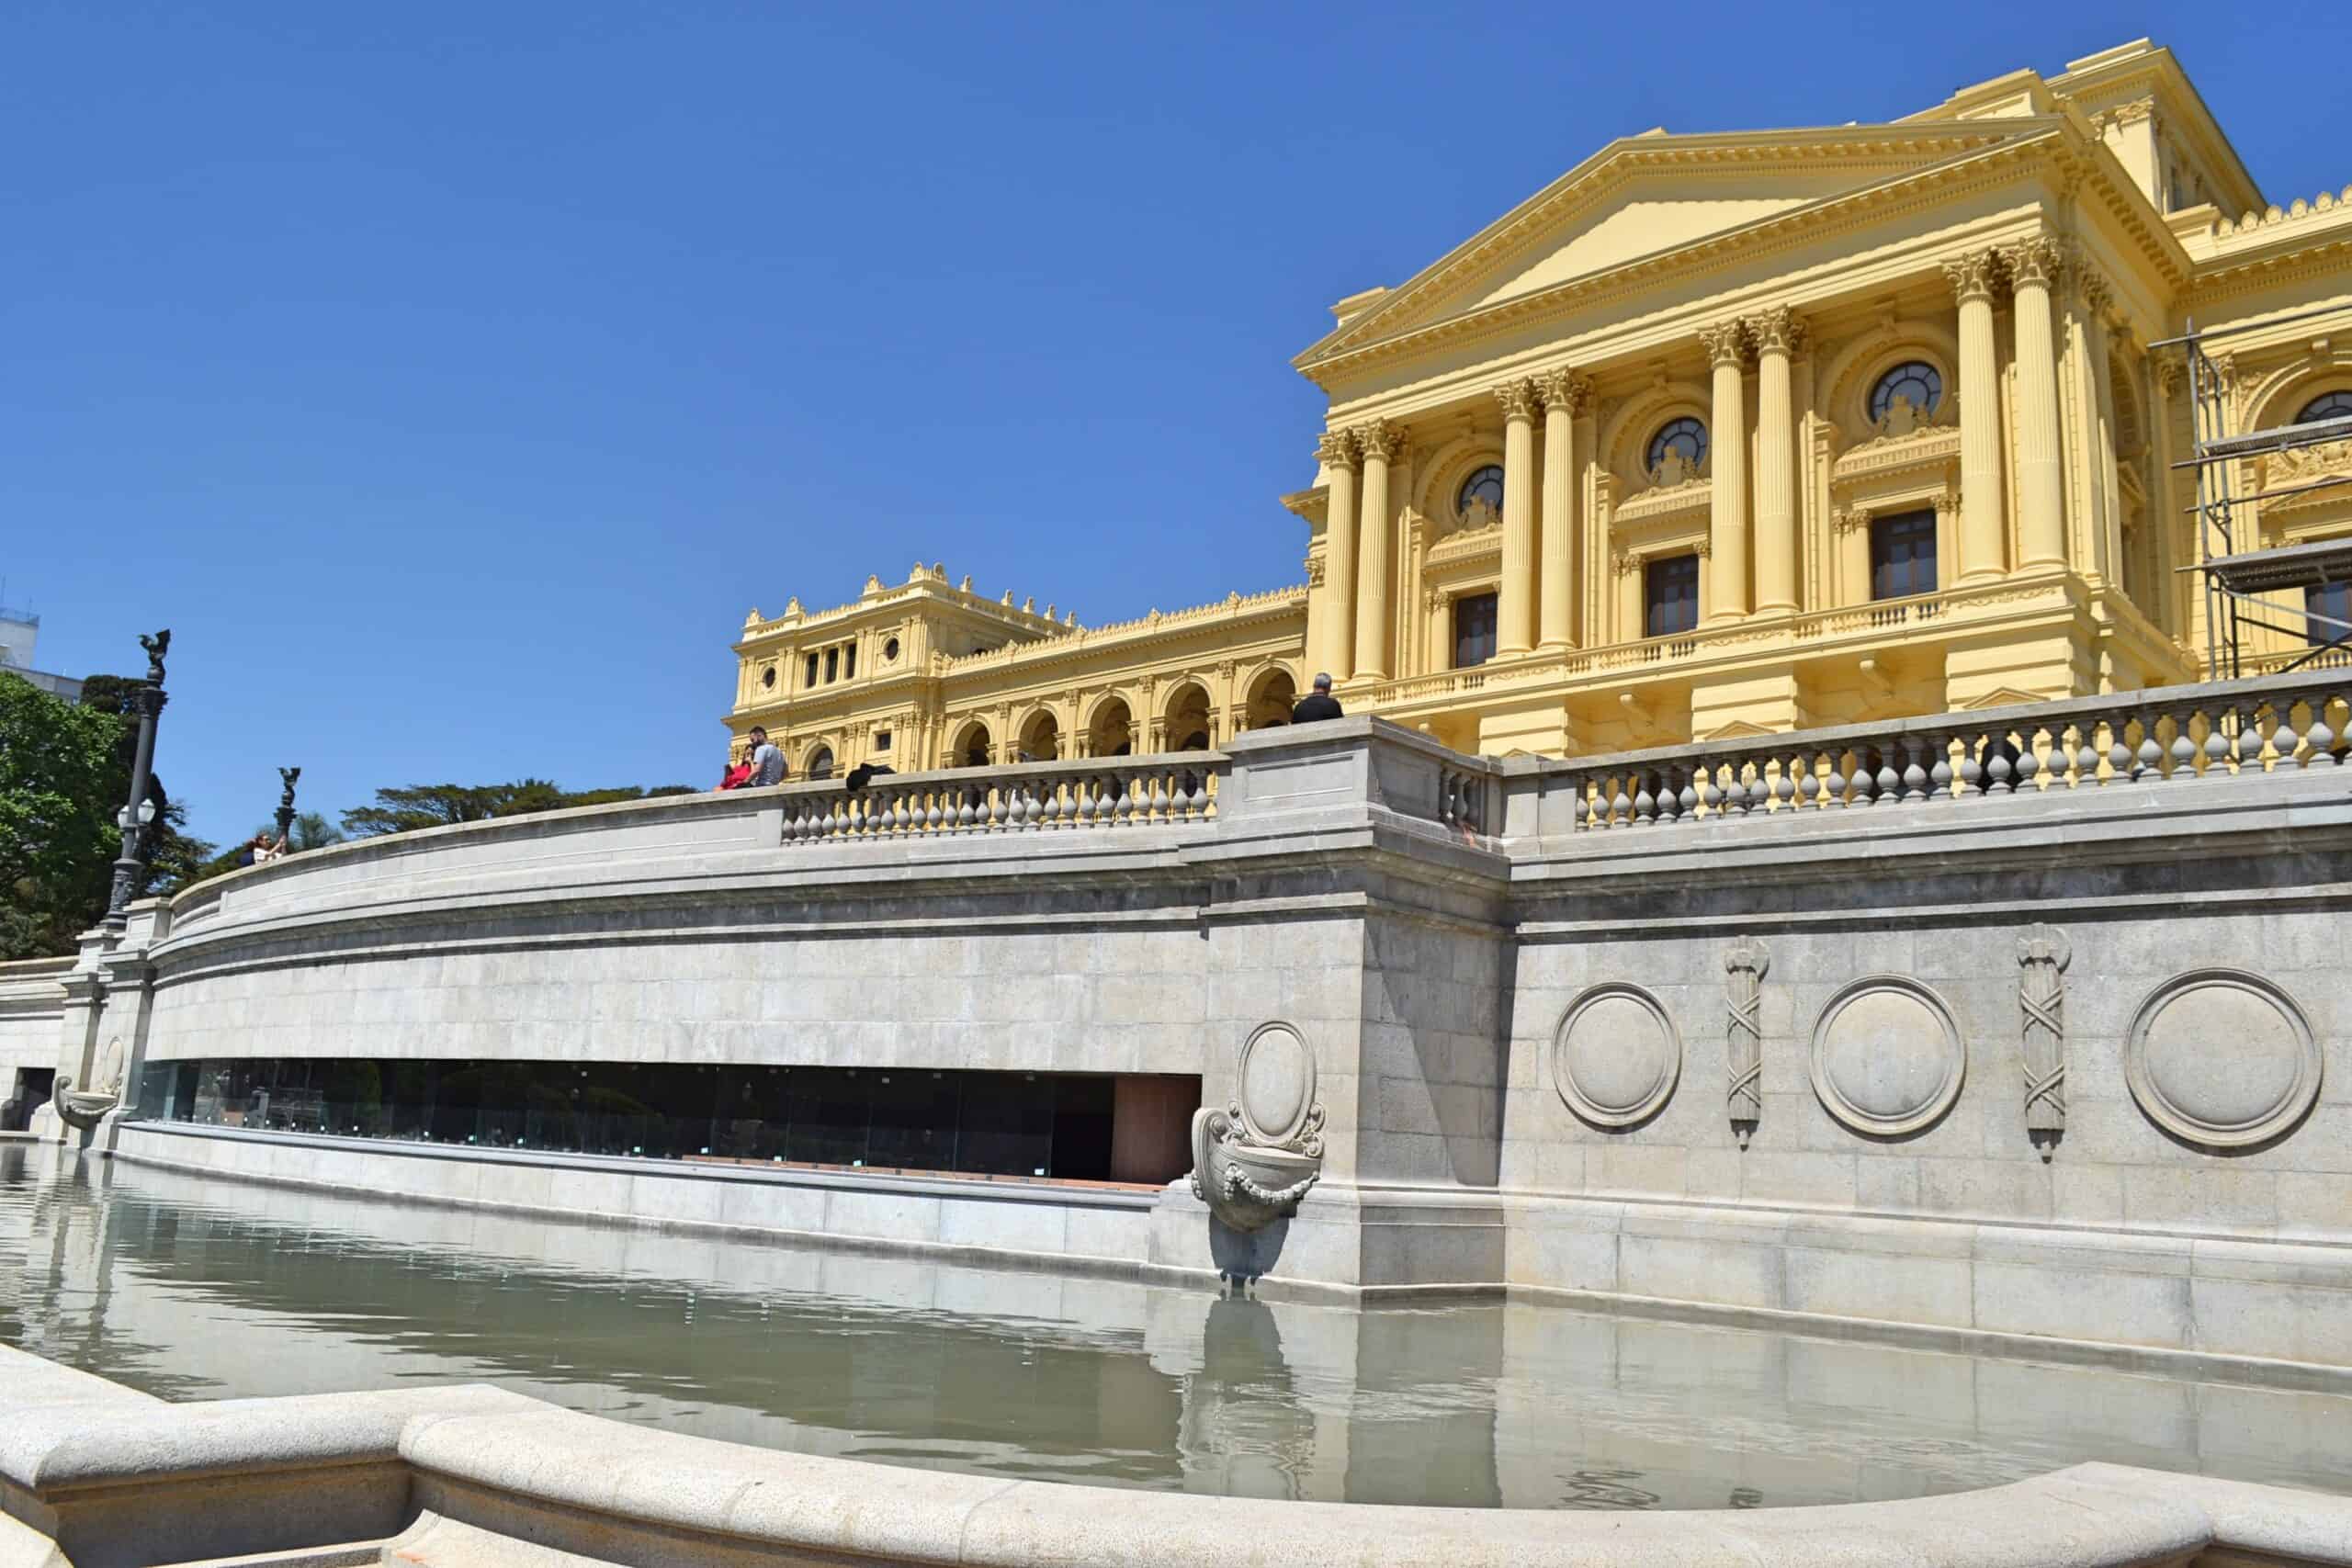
[131,1058,1196,1185]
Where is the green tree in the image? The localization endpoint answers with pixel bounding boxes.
[0,671,212,957]
[340,779,695,839]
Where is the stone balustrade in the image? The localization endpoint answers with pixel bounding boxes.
[1511,668,2351,831]
[775,753,1227,842]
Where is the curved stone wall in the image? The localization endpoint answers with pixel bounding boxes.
[23,685,2352,1371]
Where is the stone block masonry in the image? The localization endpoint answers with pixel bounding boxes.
[32,670,2352,1377]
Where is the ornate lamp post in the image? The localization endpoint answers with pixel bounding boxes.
[275,766,300,852]
[104,630,171,931]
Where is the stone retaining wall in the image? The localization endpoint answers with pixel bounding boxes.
[20,673,2352,1373]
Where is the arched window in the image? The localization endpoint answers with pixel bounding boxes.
[1455,464,1505,516]
[806,746,835,781]
[1645,417,1708,474]
[1869,361,1944,423]
[2295,390,2352,424]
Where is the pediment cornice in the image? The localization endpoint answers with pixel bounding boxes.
[1296,124,2039,376]
[1296,121,2188,391]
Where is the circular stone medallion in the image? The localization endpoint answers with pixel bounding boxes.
[1808,976,1965,1137]
[1236,1021,1316,1145]
[2126,969,2320,1148]
[1550,983,1681,1128]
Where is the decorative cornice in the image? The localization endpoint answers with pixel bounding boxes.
[1494,378,1542,422]
[1698,320,1748,368]
[1293,126,2161,390]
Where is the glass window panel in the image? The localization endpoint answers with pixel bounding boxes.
[956,1073,1055,1178]
[1645,555,1700,637]
[1049,1076,1117,1181]
[1645,417,1708,473]
[1455,464,1505,515]
[866,1069,961,1172]
[1869,362,1944,422]
[1870,510,1939,601]
[1453,592,1498,669]
[787,1066,871,1166]
[2295,390,2352,424]
[2308,581,2352,649]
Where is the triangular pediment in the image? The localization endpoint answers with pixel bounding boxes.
[1960,686,2048,710]
[1299,122,2051,371]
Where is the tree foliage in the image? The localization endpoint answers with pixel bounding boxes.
[340,780,694,838]
[0,671,213,959]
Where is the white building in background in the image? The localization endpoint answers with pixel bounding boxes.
[0,603,85,704]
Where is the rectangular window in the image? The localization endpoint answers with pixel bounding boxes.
[1644,555,1700,638]
[823,648,839,683]
[873,730,891,753]
[1871,509,1939,601]
[842,642,856,680]
[1452,592,1498,668]
[2308,581,2352,649]
[804,652,819,688]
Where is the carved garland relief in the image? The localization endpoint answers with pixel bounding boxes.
[1724,941,1769,1147]
[2018,925,2070,1159]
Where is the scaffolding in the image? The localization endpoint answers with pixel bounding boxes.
[2154,302,2352,680]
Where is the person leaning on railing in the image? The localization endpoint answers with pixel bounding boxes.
[1291,671,1343,724]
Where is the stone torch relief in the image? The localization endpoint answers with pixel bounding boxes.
[1189,1021,1326,1233]
[2018,924,2070,1160]
[1724,941,1769,1148]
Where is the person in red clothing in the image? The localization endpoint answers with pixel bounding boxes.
[716,753,755,791]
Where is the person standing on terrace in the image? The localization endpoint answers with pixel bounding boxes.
[1290,672,1343,724]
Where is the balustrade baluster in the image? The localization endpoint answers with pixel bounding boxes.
[2015,730,2041,794]
[1900,738,1928,803]
[1676,768,1699,820]
[1772,755,1796,813]
[2306,698,2339,766]
[1797,755,1820,809]
[1877,746,1905,805]
[1928,734,1954,801]
[1633,772,1657,826]
[1610,776,1632,828]
[2168,708,2201,780]
[1984,734,2014,795]
[2132,711,2165,782]
[1709,764,1733,818]
[2067,725,2095,788]
[2204,710,2234,776]
[1956,734,1984,797]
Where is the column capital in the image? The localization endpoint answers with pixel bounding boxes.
[1538,367,1593,416]
[1939,248,2001,305]
[2153,356,2186,400]
[2001,235,2071,291]
[1745,304,1807,357]
[1354,419,1407,462]
[2076,266,2114,316]
[1611,548,1643,578]
[1698,320,1748,368]
[1315,429,1360,469]
[1833,505,1869,535]
[1493,378,1542,423]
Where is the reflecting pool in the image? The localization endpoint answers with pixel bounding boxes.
[4,1145,2348,1510]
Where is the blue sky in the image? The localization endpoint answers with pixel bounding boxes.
[6,3,2346,849]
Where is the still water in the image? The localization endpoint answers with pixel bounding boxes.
[4,1145,2347,1511]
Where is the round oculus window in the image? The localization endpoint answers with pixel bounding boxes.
[1646,417,1707,473]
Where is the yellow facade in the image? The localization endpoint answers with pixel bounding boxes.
[730,40,2352,768]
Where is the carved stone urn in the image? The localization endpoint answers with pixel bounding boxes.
[1188,1021,1325,1233]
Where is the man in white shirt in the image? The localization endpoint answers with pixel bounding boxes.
[747,728,786,787]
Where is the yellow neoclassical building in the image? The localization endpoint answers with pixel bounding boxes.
[729,39,2352,772]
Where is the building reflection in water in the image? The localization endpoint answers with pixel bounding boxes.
[4,1146,2350,1510]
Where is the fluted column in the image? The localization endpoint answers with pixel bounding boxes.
[1317,432,1359,682]
[2081,271,2124,586]
[1942,250,2005,582]
[1700,321,1750,624]
[1538,368,1588,649]
[2007,237,2070,570]
[1749,307,1803,615]
[1353,420,1402,681]
[1496,380,1540,656]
